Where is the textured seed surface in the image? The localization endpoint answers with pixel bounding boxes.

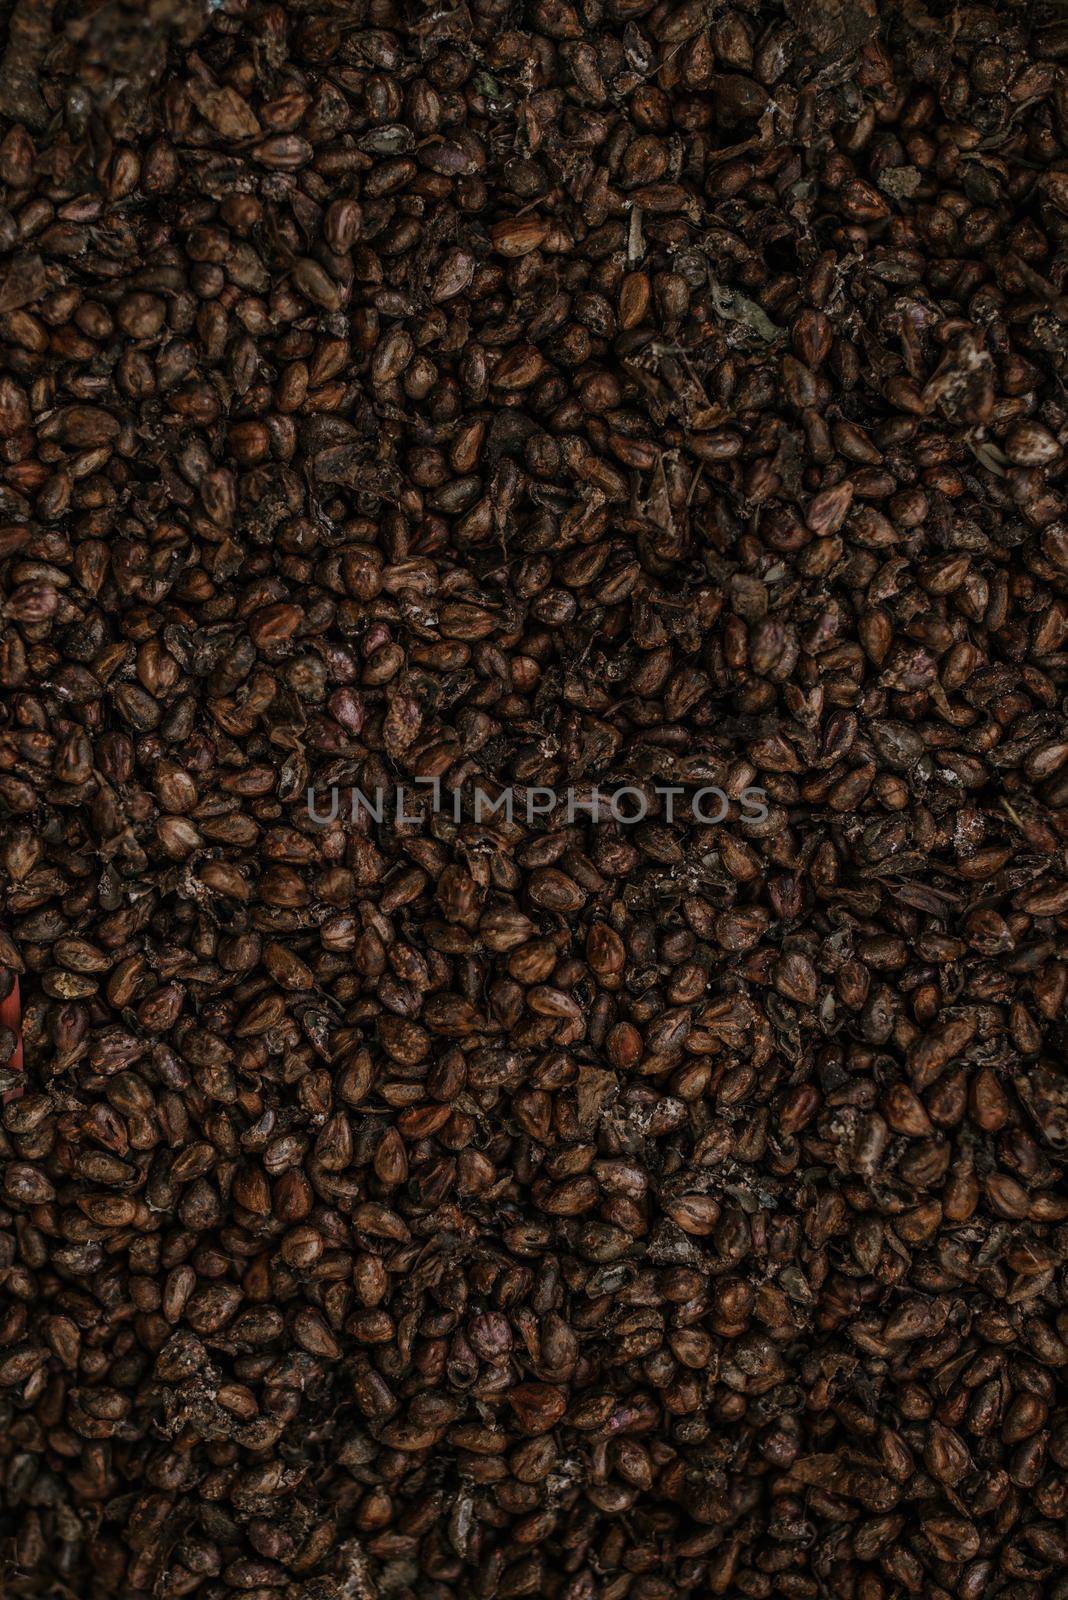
[1,1,1068,1599]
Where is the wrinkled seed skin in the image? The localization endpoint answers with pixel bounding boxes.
[2,2,1068,1600]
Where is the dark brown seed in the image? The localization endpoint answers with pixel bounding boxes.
[0,7,1066,1600]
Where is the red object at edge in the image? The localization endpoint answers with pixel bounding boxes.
[1,975,23,1101]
